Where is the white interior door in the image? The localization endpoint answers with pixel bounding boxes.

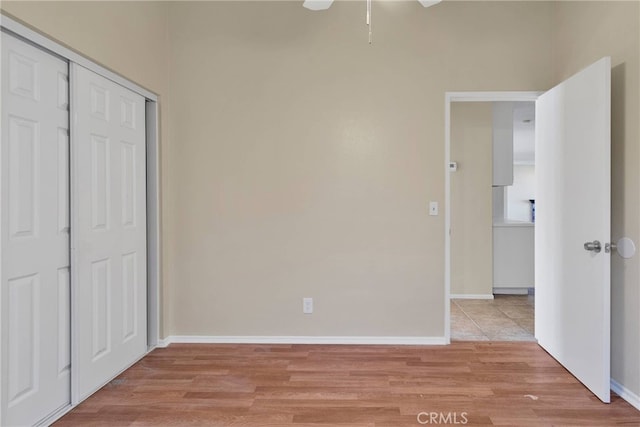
[71,64,147,401]
[1,32,71,425]
[535,57,611,403]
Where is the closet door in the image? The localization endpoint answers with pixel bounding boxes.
[71,64,147,401]
[1,33,71,426]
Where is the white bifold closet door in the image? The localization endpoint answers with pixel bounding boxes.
[71,64,147,401]
[1,33,71,426]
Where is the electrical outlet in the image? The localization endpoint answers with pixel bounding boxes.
[303,297,313,314]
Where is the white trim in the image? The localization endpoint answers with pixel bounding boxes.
[156,338,171,348]
[446,92,541,103]
[0,15,157,101]
[69,62,80,405]
[444,94,451,345]
[611,379,640,411]
[444,91,543,344]
[450,294,494,300]
[146,101,160,350]
[162,336,447,346]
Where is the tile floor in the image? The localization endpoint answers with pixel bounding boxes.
[451,294,536,341]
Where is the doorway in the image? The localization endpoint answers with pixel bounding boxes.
[443,92,541,343]
[449,100,537,341]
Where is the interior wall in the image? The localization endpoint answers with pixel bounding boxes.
[450,103,493,296]
[166,1,552,336]
[0,1,172,336]
[551,0,640,402]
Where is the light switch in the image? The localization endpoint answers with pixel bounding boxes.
[429,201,438,216]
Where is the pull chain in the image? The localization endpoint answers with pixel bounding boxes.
[366,0,372,44]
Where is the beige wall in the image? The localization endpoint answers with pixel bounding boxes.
[450,103,493,296]
[551,0,640,400]
[166,1,552,336]
[0,1,173,336]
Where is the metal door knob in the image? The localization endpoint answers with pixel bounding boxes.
[584,240,601,253]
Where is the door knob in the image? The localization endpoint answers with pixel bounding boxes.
[584,240,601,253]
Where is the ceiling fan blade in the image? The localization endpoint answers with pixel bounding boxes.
[303,0,334,11]
[418,0,442,7]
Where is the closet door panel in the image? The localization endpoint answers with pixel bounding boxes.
[1,32,70,427]
[72,64,147,402]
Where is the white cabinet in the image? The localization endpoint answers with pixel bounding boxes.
[493,222,534,292]
[492,103,514,186]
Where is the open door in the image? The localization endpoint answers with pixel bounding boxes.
[535,57,611,402]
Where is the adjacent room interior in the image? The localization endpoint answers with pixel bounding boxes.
[1,1,639,425]
[450,101,536,341]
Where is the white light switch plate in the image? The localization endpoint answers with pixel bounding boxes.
[429,201,438,216]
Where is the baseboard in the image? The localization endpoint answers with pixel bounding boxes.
[161,335,447,346]
[450,294,494,300]
[611,378,640,411]
[156,338,171,348]
[492,287,529,295]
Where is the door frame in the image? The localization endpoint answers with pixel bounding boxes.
[444,91,541,343]
[0,13,161,421]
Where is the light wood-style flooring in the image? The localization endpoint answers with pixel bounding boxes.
[55,342,639,426]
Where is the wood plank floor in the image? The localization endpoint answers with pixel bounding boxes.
[55,342,640,426]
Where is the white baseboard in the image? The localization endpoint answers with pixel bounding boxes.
[492,287,529,295]
[611,378,640,411]
[155,338,171,348]
[159,335,447,346]
[450,294,494,300]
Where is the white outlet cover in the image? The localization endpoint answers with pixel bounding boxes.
[303,297,313,314]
